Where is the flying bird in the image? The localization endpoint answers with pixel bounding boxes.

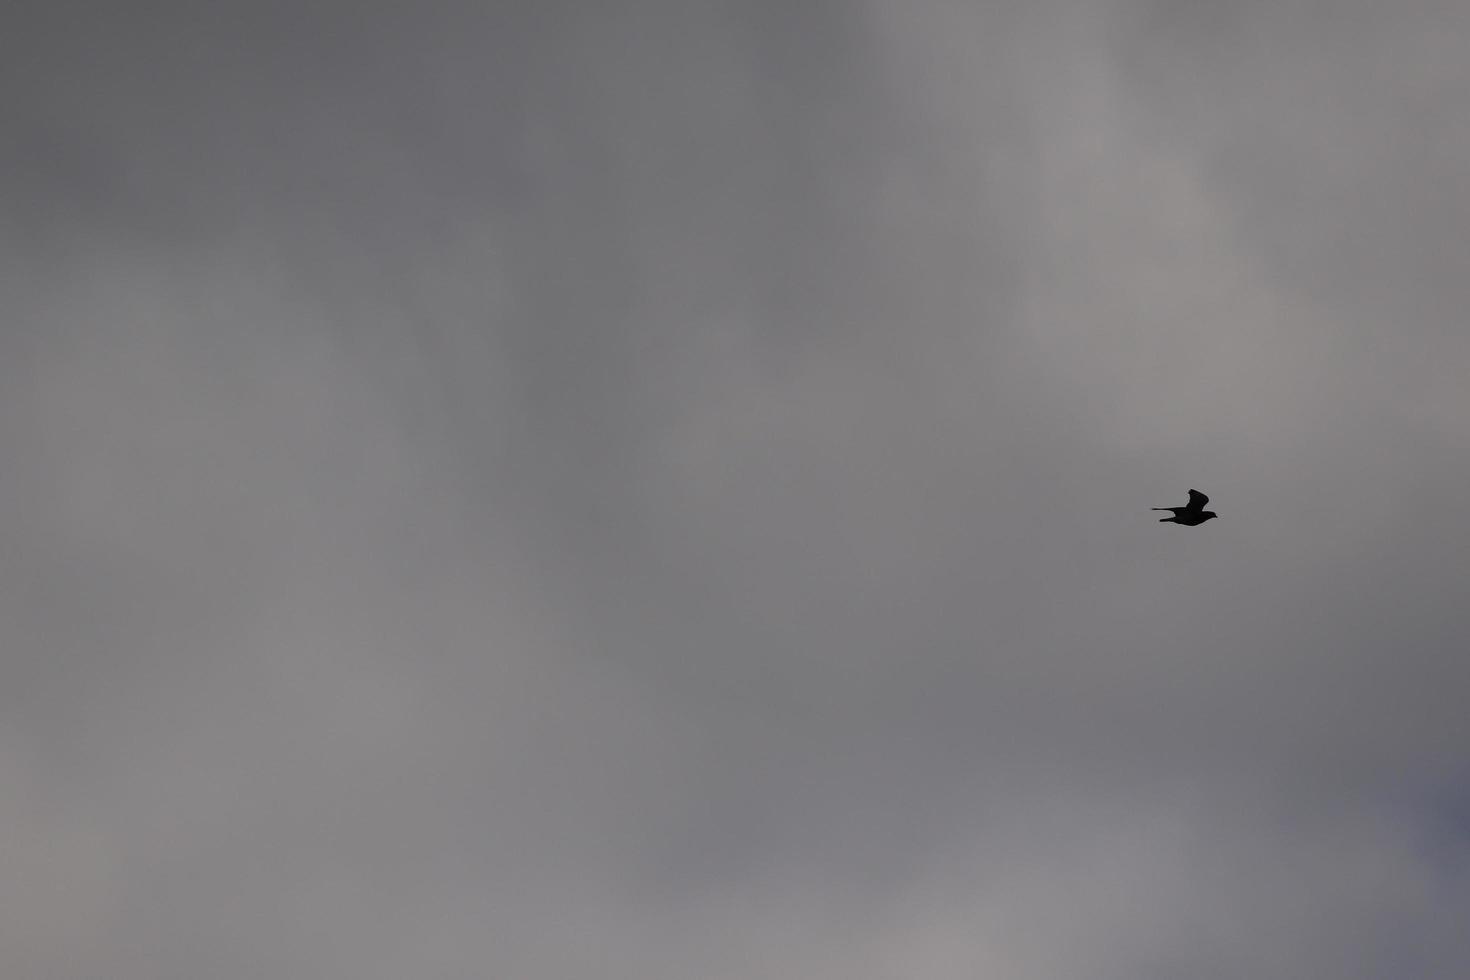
[1152,489,1217,526]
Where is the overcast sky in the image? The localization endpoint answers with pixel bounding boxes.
[3,1,1469,977]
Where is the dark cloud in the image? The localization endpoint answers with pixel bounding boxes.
[2,1,1467,977]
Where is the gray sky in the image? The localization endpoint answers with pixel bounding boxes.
[4,1,1469,977]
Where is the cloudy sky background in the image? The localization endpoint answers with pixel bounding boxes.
[3,1,1470,976]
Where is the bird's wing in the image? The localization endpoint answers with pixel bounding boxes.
[1187,489,1209,509]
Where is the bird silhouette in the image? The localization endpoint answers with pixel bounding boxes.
[1152,489,1217,525]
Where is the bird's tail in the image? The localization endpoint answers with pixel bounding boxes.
[1150,508,1170,511]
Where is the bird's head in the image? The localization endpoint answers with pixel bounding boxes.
[1201,511,1218,522]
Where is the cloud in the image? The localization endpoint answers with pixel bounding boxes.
[2,1,1467,977]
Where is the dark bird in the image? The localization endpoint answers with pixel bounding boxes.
[1152,489,1217,526]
